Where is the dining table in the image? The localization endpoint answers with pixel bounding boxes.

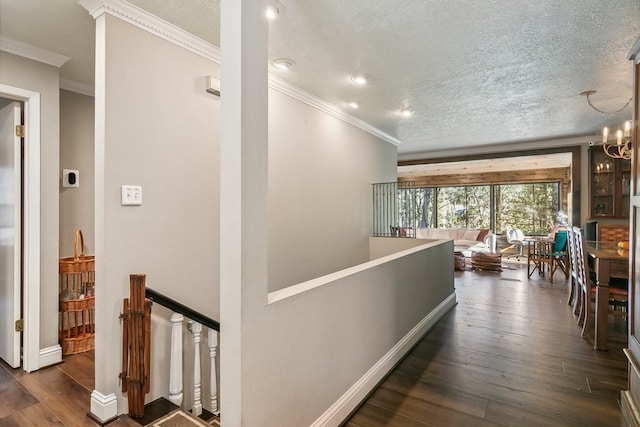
[584,240,629,351]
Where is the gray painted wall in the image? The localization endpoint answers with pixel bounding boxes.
[268,89,398,291]
[60,90,95,257]
[95,14,221,403]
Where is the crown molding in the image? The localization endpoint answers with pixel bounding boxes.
[79,0,220,63]
[0,36,70,68]
[60,79,95,97]
[268,75,402,146]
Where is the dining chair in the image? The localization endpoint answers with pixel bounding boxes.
[549,230,569,281]
[572,226,592,338]
[573,226,628,339]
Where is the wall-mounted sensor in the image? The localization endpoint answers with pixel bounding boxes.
[62,169,79,188]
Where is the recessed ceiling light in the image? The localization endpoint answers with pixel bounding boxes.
[400,109,414,117]
[271,58,295,71]
[347,102,359,109]
[350,74,369,85]
[265,5,279,20]
[266,1,286,20]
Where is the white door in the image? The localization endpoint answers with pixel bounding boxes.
[0,101,22,368]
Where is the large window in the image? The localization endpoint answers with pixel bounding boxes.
[407,182,559,235]
[373,181,561,237]
[436,186,491,229]
[495,183,560,235]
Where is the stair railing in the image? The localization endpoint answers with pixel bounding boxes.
[145,288,220,416]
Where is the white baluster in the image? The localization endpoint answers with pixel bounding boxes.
[208,329,219,415]
[191,322,203,416]
[169,313,184,406]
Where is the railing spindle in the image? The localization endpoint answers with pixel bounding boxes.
[169,313,184,406]
[191,322,203,416]
[208,329,219,414]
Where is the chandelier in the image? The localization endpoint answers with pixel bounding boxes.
[581,90,633,160]
[601,121,632,160]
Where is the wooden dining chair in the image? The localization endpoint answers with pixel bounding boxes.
[566,227,580,314]
[571,227,591,337]
[573,226,628,339]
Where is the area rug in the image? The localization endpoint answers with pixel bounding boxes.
[145,409,220,427]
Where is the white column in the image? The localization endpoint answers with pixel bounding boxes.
[208,329,218,414]
[169,313,184,406]
[191,322,203,416]
[220,0,269,423]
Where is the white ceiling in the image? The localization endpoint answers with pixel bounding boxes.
[1,0,639,159]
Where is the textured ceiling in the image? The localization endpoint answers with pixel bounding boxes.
[0,0,639,158]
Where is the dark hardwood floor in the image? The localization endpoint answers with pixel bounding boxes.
[346,259,628,426]
[0,350,138,426]
[0,258,628,426]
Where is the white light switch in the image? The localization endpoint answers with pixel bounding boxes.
[121,185,142,206]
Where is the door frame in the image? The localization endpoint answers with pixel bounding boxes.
[0,84,41,372]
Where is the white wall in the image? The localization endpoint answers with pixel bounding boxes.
[268,90,397,291]
[0,51,60,351]
[95,14,220,406]
[60,90,95,257]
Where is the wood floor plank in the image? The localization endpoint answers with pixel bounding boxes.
[0,379,39,419]
[57,351,95,392]
[483,399,575,427]
[10,363,97,427]
[379,372,489,418]
[0,402,65,426]
[347,402,429,427]
[366,387,497,427]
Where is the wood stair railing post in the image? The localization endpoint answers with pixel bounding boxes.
[208,328,219,415]
[169,313,184,406]
[191,321,203,416]
[121,274,151,418]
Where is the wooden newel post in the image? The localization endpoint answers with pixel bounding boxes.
[120,274,152,418]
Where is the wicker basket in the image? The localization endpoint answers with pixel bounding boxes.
[59,229,95,354]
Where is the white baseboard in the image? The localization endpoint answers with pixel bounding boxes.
[90,390,119,424]
[39,345,62,368]
[310,292,457,427]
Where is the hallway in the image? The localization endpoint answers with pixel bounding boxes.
[346,260,627,426]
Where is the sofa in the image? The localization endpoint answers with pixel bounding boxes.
[416,227,494,252]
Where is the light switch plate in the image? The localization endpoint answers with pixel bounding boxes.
[121,185,142,206]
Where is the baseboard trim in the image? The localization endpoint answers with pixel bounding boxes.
[90,390,119,424]
[39,345,62,369]
[310,291,457,427]
[622,389,640,427]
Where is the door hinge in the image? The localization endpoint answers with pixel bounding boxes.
[15,319,23,332]
[15,125,25,138]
